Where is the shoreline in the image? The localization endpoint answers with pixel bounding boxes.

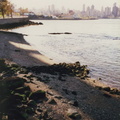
[0,31,54,66]
[0,30,120,120]
[0,30,119,91]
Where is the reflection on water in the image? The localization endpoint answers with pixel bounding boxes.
[12,19,120,89]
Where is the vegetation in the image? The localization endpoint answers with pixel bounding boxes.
[18,7,29,16]
[0,0,14,18]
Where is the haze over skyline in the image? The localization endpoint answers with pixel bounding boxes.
[9,0,120,11]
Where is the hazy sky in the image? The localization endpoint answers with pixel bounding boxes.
[9,0,120,10]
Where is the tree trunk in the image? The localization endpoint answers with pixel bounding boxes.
[1,9,5,19]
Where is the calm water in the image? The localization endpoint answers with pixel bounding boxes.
[12,19,120,89]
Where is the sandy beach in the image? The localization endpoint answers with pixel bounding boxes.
[0,31,54,67]
[0,31,120,120]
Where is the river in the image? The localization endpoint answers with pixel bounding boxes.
[12,19,120,89]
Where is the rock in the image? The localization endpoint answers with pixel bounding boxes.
[71,91,77,95]
[15,86,30,94]
[110,88,120,95]
[0,59,8,72]
[24,90,31,97]
[58,75,66,81]
[20,112,29,120]
[19,68,29,74]
[68,100,79,107]
[54,95,62,99]
[13,93,26,101]
[64,32,72,34]
[39,22,43,25]
[29,90,46,101]
[67,109,81,119]
[102,87,111,92]
[62,88,69,94]
[37,108,43,112]
[103,93,111,98]
[1,115,8,120]
[25,107,35,114]
[27,116,39,120]
[4,77,25,90]
[27,100,37,107]
[47,98,57,105]
[96,86,102,90]
[47,91,54,96]
[15,49,21,52]
[98,78,102,80]
[49,32,63,35]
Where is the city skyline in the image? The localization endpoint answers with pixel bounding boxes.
[9,0,120,11]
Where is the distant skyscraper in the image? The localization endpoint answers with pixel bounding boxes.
[90,5,95,17]
[51,4,55,14]
[83,4,85,12]
[112,3,118,17]
[86,6,90,17]
[91,5,95,10]
[101,6,104,17]
[62,6,66,13]
[105,7,111,17]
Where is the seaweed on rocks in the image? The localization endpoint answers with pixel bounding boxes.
[0,59,47,120]
[27,61,90,79]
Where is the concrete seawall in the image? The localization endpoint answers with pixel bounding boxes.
[0,17,29,25]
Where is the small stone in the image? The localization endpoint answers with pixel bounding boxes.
[27,116,39,120]
[15,86,30,94]
[47,98,57,105]
[37,108,43,112]
[103,93,111,98]
[62,88,69,94]
[67,109,81,119]
[103,87,111,92]
[54,95,62,99]
[25,107,35,114]
[68,100,79,107]
[27,100,37,107]
[71,91,77,95]
[47,91,54,96]
[110,88,119,95]
[15,49,21,52]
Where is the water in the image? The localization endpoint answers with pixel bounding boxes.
[12,19,120,89]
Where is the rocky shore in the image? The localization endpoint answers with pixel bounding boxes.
[0,31,120,120]
[0,18,43,29]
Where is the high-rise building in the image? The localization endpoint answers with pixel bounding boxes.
[86,6,90,17]
[112,3,118,17]
[90,5,95,17]
[83,4,85,12]
[105,7,111,17]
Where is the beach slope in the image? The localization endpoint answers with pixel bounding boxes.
[0,31,54,66]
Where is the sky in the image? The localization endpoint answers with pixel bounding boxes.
[9,0,120,11]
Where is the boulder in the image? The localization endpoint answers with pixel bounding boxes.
[29,90,46,101]
[27,100,37,107]
[4,77,25,90]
